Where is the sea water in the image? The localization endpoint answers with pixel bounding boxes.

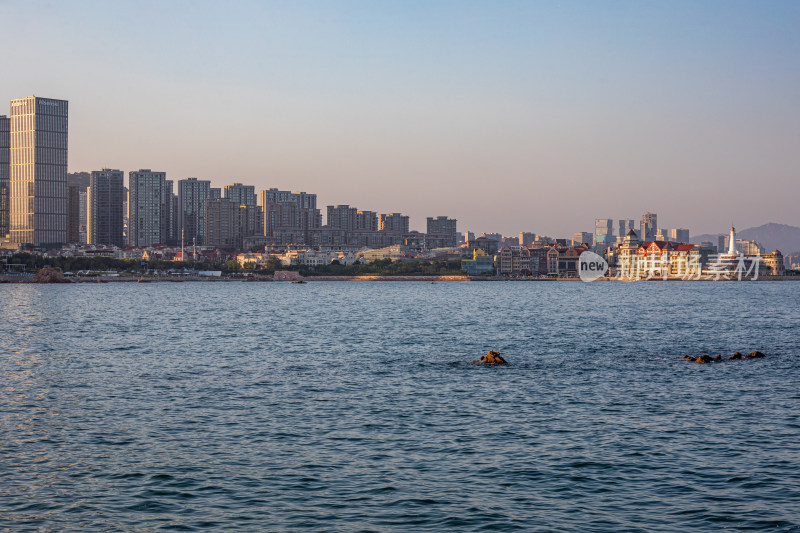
[1,281,798,531]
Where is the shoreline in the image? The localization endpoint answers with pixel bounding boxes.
[1,274,798,284]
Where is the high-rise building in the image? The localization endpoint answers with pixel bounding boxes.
[122,186,129,245]
[640,212,657,241]
[87,169,124,247]
[379,213,409,234]
[519,232,536,247]
[164,180,178,245]
[9,97,69,246]
[178,178,211,245]
[128,169,167,247]
[260,188,321,244]
[594,219,614,250]
[618,219,635,239]
[595,219,613,237]
[204,197,263,249]
[67,185,81,243]
[356,210,378,231]
[261,188,317,210]
[78,189,88,243]
[327,205,358,231]
[0,115,9,238]
[205,198,240,248]
[670,228,690,243]
[67,172,89,244]
[736,239,764,256]
[426,216,457,247]
[224,183,256,206]
[572,231,593,246]
[239,204,263,241]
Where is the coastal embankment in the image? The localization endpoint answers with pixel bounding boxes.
[1,273,798,283]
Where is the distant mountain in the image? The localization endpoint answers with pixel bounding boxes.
[692,223,800,254]
[691,233,721,245]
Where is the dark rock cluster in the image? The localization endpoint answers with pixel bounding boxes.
[683,351,766,363]
[476,350,508,365]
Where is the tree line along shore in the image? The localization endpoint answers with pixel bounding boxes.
[1,253,797,283]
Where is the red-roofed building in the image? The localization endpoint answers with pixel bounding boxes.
[634,241,702,278]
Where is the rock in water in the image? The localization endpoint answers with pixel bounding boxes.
[479,351,508,365]
[746,351,766,359]
[33,267,68,284]
[714,355,722,361]
[730,352,743,360]
[695,354,712,364]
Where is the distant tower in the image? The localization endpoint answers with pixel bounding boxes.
[618,219,635,239]
[726,226,737,255]
[640,212,657,241]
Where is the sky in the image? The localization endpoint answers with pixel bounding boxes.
[1,0,799,236]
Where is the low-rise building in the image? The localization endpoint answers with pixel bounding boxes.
[546,244,587,276]
[763,250,785,275]
[497,246,531,276]
[466,236,501,255]
[359,244,414,262]
[461,249,494,275]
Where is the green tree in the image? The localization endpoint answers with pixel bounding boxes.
[262,256,284,273]
[222,259,241,272]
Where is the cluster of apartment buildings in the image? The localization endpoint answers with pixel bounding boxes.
[0,96,457,253]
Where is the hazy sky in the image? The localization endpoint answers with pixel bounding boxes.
[2,0,798,236]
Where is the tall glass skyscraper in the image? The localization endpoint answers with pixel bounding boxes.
[9,97,69,246]
[0,115,9,238]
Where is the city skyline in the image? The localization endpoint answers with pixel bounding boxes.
[60,158,800,244]
[0,95,784,247]
[2,1,799,236]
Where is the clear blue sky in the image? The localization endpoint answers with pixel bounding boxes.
[2,0,799,236]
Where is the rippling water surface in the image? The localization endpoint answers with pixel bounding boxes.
[1,281,799,532]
